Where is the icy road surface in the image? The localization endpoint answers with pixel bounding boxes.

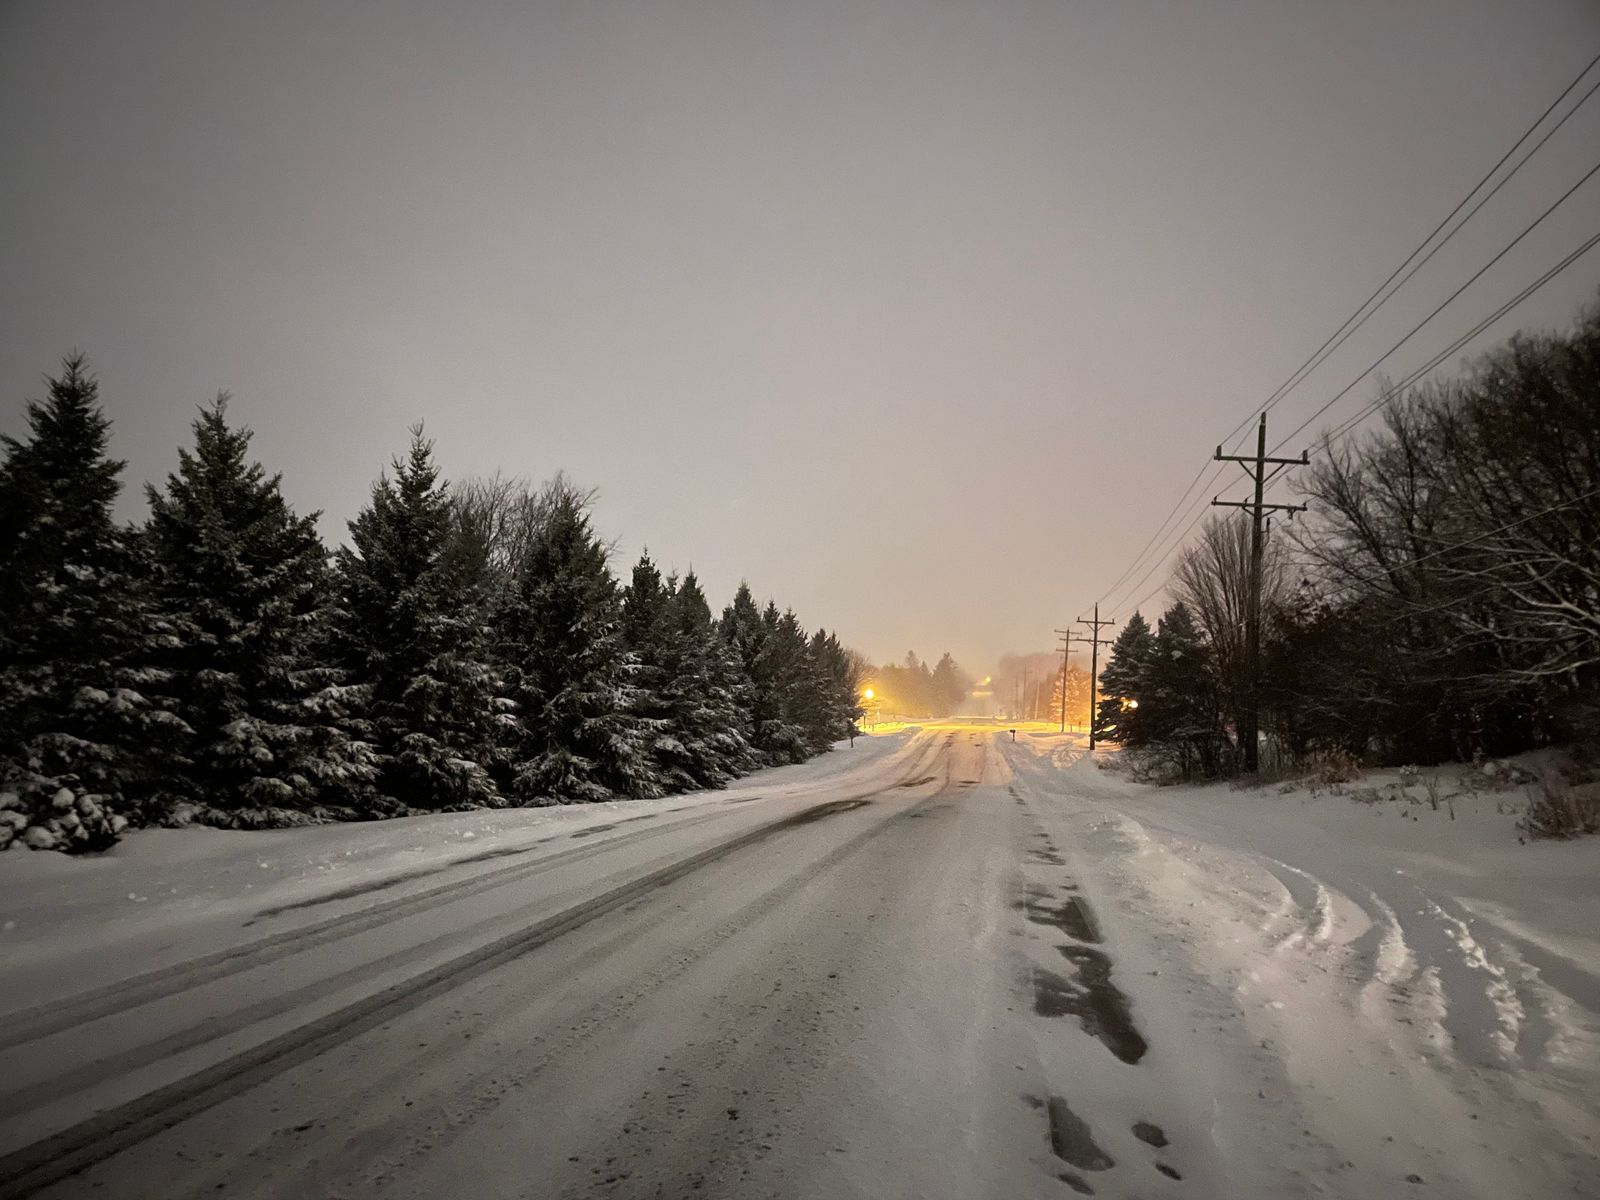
[1,725,1597,1198]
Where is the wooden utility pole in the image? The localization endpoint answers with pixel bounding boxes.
[1072,604,1116,750]
[1212,413,1307,773]
[1054,630,1072,733]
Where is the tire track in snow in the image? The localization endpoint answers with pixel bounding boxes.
[0,756,948,1199]
[0,808,730,1054]
[1000,734,1187,1191]
[0,735,944,1057]
[1418,894,1527,1064]
[112,736,966,1200]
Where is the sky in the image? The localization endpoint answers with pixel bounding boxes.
[3,0,1599,676]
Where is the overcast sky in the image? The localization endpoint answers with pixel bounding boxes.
[4,0,1598,674]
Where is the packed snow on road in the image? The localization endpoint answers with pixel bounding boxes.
[1,724,1596,1199]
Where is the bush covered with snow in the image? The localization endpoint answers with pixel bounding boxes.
[0,782,127,853]
[1521,770,1600,840]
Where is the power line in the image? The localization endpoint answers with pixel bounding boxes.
[1084,52,1600,614]
[1260,153,1600,452]
[1093,458,1214,604]
[1211,414,1309,772]
[1114,177,1600,616]
[1277,227,1600,455]
[1243,68,1600,443]
[1173,230,1600,626]
[1105,497,1218,618]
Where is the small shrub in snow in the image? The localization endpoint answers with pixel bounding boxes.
[1473,759,1537,791]
[1315,751,1361,788]
[1420,772,1452,818]
[1520,771,1600,840]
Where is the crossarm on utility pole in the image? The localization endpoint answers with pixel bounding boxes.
[1209,413,1307,773]
[1053,629,1074,733]
[1072,604,1117,751]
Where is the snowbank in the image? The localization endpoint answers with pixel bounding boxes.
[1004,732,1600,1200]
[0,732,915,1008]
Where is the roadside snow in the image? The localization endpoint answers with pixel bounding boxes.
[1005,734,1600,1200]
[0,732,917,1009]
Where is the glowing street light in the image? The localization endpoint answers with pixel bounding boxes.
[860,686,879,732]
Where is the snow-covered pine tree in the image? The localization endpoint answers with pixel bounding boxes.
[1147,601,1223,776]
[619,552,690,789]
[1095,611,1155,745]
[495,478,659,803]
[718,582,767,746]
[752,605,814,763]
[621,556,757,791]
[0,355,185,851]
[1147,603,1214,738]
[795,629,845,751]
[670,571,757,784]
[145,397,379,826]
[806,629,861,748]
[333,428,506,811]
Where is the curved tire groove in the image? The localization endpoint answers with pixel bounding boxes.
[0,770,942,1199]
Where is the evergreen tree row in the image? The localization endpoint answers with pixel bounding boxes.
[0,360,864,852]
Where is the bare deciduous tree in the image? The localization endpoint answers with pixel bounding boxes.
[1173,511,1286,722]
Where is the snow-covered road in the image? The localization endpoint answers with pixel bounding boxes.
[2,726,1596,1198]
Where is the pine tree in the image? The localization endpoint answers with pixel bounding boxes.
[495,479,658,803]
[719,582,768,745]
[620,553,690,789]
[670,572,757,782]
[1146,602,1221,772]
[622,558,759,790]
[1152,604,1209,739]
[1095,611,1156,744]
[930,652,969,715]
[0,355,184,851]
[786,628,834,752]
[334,429,506,811]
[752,604,813,763]
[146,398,378,826]
[802,629,860,749]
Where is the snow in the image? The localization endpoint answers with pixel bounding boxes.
[0,731,918,1013]
[4,722,1595,1198]
[1004,732,1600,1200]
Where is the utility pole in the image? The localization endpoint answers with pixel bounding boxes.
[1213,412,1307,773]
[1072,604,1116,750]
[1054,630,1072,732]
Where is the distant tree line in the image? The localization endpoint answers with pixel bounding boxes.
[994,652,1092,726]
[1095,299,1600,786]
[0,362,864,852]
[865,651,971,718]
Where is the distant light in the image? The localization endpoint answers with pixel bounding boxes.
[1127,699,1139,709]
[863,687,874,700]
